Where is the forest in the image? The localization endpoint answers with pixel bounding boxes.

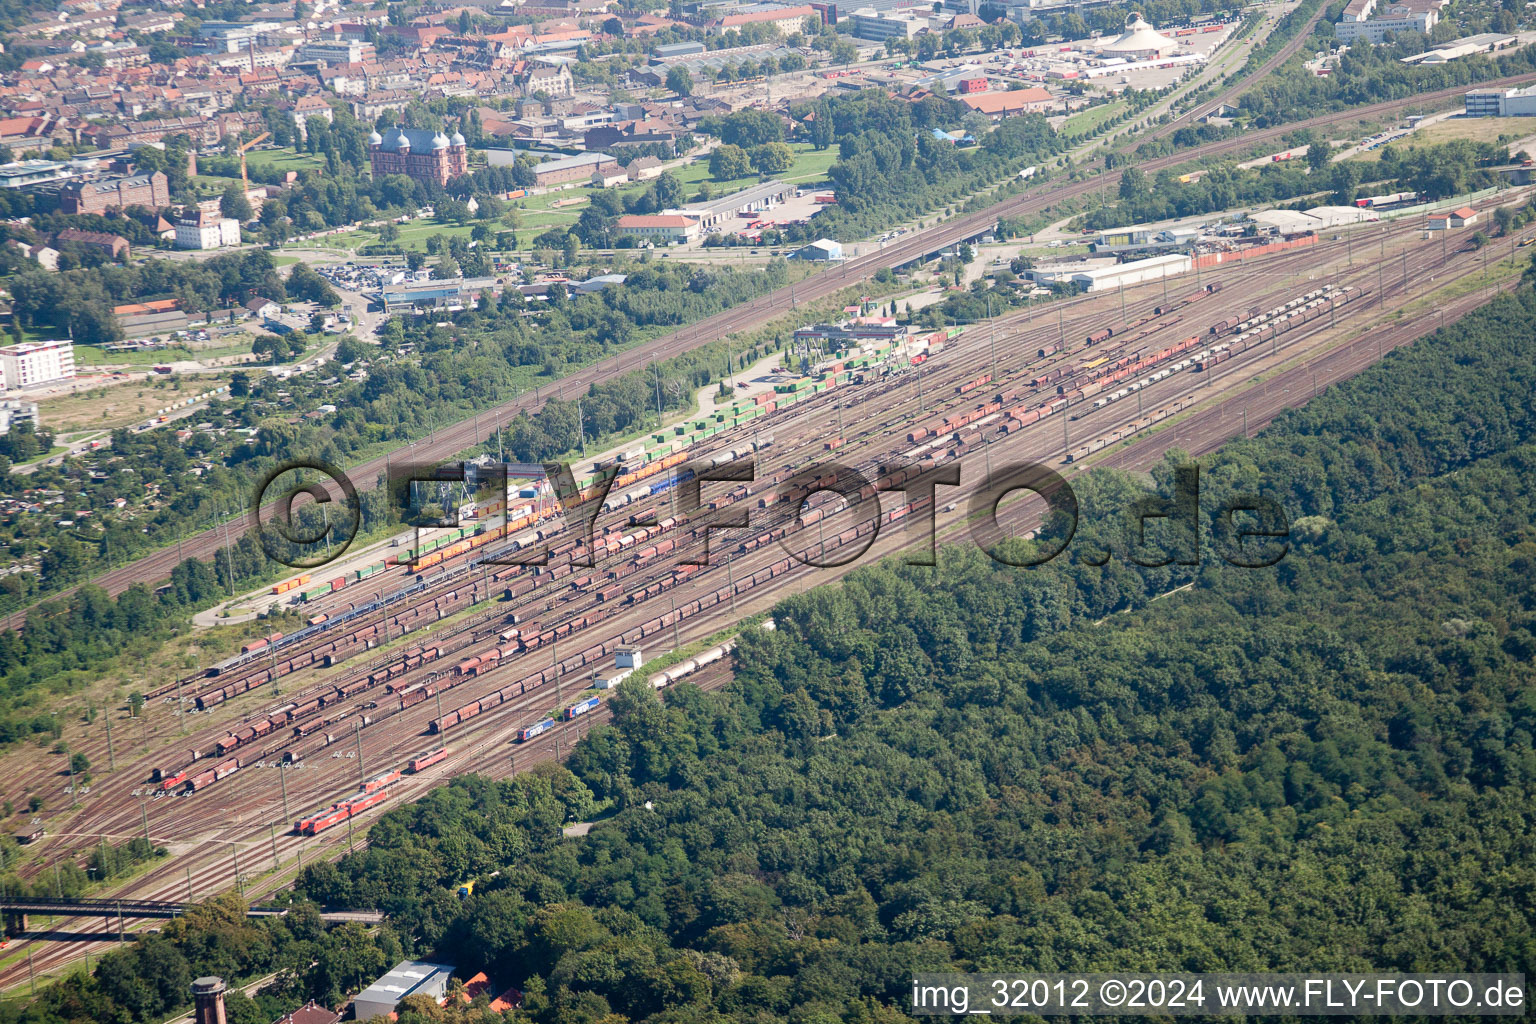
[3,203,1536,1024]
[277,286,1536,1020]
[1080,138,1504,231]
[0,895,406,1024]
[5,251,338,346]
[785,91,1062,245]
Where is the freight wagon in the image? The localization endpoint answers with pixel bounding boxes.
[186,757,241,792]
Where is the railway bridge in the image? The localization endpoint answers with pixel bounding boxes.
[0,896,382,936]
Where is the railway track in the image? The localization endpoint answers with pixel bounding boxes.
[26,210,1505,842]
[33,70,1536,616]
[0,206,1523,992]
[1144,1,1329,139]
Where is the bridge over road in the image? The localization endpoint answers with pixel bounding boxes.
[0,896,381,935]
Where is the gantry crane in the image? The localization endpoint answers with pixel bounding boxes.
[237,131,271,198]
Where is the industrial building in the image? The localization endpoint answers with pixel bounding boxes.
[653,41,706,58]
[353,961,456,1022]
[376,277,500,312]
[1069,254,1192,291]
[1402,32,1516,64]
[1091,227,1198,254]
[1465,84,1536,116]
[790,239,844,261]
[684,179,793,232]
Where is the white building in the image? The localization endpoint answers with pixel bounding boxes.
[353,961,455,1022]
[595,646,645,688]
[0,399,39,433]
[849,7,929,39]
[1096,13,1182,58]
[1335,3,1437,43]
[1465,84,1536,116]
[196,20,281,52]
[296,40,375,65]
[175,211,241,250]
[0,340,74,390]
[1069,253,1192,292]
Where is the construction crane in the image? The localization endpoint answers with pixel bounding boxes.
[237,131,271,200]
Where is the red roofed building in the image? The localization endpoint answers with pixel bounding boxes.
[959,87,1054,118]
[379,24,452,48]
[0,115,55,153]
[615,214,699,244]
[53,229,130,259]
[269,1001,339,1024]
[704,3,817,34]
[1428,206,1478,229]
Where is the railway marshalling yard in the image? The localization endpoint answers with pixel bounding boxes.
[0,190,1529,990]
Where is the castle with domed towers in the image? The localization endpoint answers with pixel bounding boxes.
[368,126,469,188]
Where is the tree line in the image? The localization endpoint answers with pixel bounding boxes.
[278,279,1536,1021]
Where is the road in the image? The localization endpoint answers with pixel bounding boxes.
[1143,0,1330,139]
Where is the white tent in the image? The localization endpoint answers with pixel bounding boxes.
[1098,13,1182,58]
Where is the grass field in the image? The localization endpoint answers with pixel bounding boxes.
[1347,116,1536,162]
[1063,101,1126,140]
[293,143,841,253]
[74,344,192,367]
[41,374,232,433]
[1412,116,1536,148]
[243,148,327,174]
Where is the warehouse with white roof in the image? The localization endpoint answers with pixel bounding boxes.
[353,960,456,1021]
[1070,254,1192,291]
